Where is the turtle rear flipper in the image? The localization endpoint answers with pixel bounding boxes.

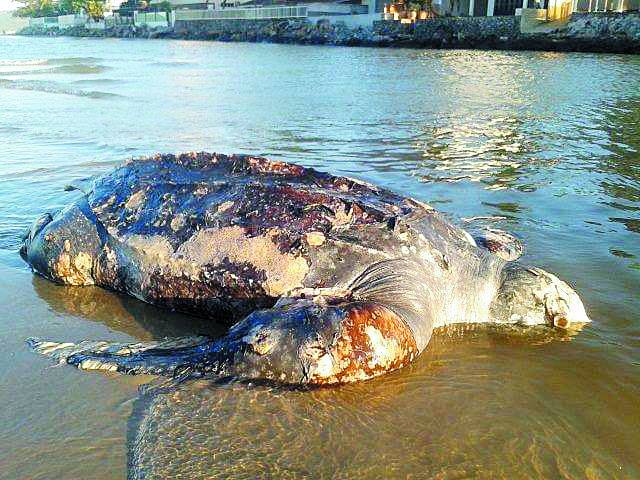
[27,336,215,376]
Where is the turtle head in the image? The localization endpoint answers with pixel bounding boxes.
[21,200,102,286]
[490,263,590,329]
[20,212,54,260]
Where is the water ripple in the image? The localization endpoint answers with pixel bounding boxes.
[0,78,123,98]
[0,38,639,480]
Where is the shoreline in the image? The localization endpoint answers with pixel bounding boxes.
[16,12,640,55]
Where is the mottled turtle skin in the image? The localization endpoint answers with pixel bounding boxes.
[22,153,589,385]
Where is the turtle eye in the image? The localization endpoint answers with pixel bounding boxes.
[553,315,569,329]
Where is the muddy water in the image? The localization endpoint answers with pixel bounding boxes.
[0,35,638,479]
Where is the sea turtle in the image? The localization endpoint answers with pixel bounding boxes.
[22,152,589,385]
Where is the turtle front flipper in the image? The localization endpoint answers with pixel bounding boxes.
[215,297,421,385]
[27,299,423,385]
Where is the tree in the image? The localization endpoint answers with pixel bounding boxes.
[85,0,105,19]
[58,0,87,14]
[14,0,106,18]
[14,0,58,17]
[155,0,172,13]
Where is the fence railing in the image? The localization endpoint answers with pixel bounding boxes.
[150,0,210,5]
[573,0,635,11]
[175,6,308,21]
[28,14,88,27]
[105,14,134,27]
[134,11,169,26]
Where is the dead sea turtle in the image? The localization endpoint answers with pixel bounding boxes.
[21,152,589,385]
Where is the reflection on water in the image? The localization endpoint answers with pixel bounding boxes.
[129,323,625,480]
[0,36,639,479]
[31,275,227,341]
[599,97,640,244]
[416,115,536,189]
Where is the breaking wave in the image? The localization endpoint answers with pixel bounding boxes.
[46,56,103,65]
[0,56,102,66]
[0,78,122,98]
[150,60,195,67]
[0,59,48,66]
[0,64,109,75]
[73,78,123,85]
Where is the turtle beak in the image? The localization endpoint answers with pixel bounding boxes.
[539,270,590,330]
[20,212,53,260]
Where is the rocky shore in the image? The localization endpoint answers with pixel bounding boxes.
[17,11,640,54]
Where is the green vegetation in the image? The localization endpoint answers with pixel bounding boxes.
[402,0,437,17]
[85,0,104,19]
[153,0,172,13]
[14,0,106,19]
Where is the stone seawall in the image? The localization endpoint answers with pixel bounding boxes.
[170,15,523,48]
[374,12,640,51]
[172,18,381,45]
[374,16,522,49]
[17,12,640,54]
[567,12,640,38]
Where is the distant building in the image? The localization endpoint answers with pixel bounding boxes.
[150,0,215,10]
[388,0,638,19]
[138,0,640,29]
[149,0,371,11]
[106,0,127,12]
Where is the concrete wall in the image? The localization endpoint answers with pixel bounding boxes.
[28,14,87,29]
[311,12,382,27]
[0,12,29,33]
[305,2,368,15]
[174,5,308,20]
[175,18,276,34]
[58,14,87,27]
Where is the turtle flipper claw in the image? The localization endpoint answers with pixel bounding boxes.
[27,336,214,376]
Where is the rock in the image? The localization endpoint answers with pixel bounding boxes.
[17,12,640,54]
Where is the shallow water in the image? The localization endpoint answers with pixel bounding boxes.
[0,35,638,479]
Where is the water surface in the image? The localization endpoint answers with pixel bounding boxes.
[0,35,638,479]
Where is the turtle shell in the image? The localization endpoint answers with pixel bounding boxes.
[85,153,465,322]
